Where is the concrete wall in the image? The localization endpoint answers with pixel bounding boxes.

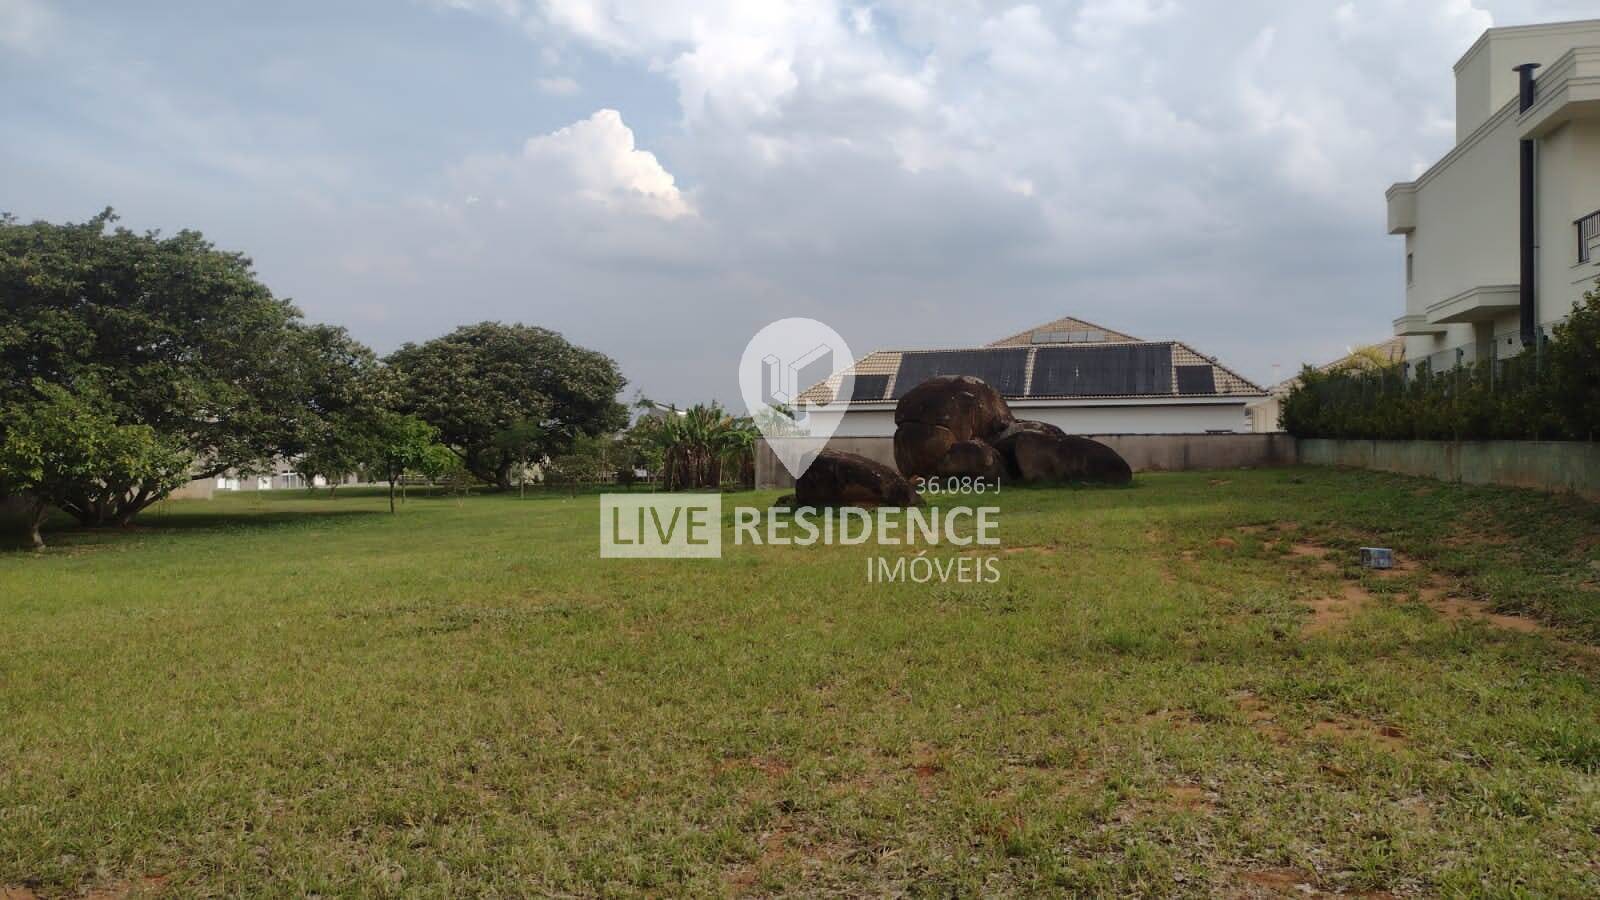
[825,401,1252,438]
[755,433,1296,489]
[1298,438,1600,500]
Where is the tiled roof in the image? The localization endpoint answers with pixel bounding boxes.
[985,315,1140,347]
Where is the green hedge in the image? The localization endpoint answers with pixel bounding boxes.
[1282,283,1600,442]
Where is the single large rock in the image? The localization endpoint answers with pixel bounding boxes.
[991,421,1132,485]
[894,375,1014,441]
[893,376,1014,478]
[794,449,923,508]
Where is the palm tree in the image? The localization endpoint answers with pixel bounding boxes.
[639,403,757,490]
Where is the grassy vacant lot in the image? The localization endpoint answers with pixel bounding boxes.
[3,468,1600,897]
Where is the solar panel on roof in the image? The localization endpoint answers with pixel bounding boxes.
[850,374,890,402]
[891,349,1029,398]
[1174,365,1216,395]
[1029,344,1173,397]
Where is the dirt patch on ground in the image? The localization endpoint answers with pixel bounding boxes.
[1288,542,1341,575]
[1232,691,1290,743]
[717,756,792,779]
[1164,783,1215,812]
[1214,536,1238,549]
[1237,868,1318,895]
[1308,717,1408,751]
[724,820,847,894]
[1418,582,1544,635]
[3,879,168,900]
[1302,583,1372,636]
[910,752,944,796]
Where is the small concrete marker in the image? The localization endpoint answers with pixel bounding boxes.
[1359,547,1394,569]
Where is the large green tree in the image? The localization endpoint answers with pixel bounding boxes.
[0,382,189,548]
[0,209,379,525]
[387,322,627,489]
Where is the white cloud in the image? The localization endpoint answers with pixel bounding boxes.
[422,0,1548,395]
[454,108,693,220]
[535,75,580,95]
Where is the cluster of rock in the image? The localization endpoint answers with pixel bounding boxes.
[894,376,1132,486]
[791,375,1132,507]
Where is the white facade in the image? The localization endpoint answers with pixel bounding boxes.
[820,399,1250,439]
[1389,20,1600,371]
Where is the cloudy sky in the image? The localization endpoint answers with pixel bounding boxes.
[3,0,1595,403]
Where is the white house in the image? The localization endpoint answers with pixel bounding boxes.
[803,315,1264,437]
[1388,19,1600,371]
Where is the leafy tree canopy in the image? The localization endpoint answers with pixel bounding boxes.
[386,322,626,488]
[0,209,382,524]
[0,381,189,547]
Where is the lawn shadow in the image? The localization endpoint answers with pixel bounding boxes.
[0,506,388,553]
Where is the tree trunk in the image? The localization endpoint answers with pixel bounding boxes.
[25,498,48,551]
[114,486,153,527]
[388,476,396,514]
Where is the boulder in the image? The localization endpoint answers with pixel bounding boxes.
[892,422,955,479]
[893,376,1014,478]
[933,439,1006,483]
[794,449,923,508]
[992,422,1131,485]
[894,375,1014,441]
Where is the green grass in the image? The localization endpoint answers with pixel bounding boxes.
[3,468,1600,896]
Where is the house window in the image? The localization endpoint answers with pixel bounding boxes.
[1578,210,1599,264]
[1405,252,1414,285]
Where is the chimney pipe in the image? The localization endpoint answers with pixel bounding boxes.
[1515,63,1541,347]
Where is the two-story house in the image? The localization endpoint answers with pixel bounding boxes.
[1388,19,1600,372]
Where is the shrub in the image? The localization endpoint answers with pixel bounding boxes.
[1282,282,1600,441]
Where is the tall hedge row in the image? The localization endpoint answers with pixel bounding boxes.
[1282,283,1600,442]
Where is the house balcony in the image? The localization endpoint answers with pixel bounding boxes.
[1393,314,1446,336]
[1386,183,1417,235]
[1518,47,1600,139]
[1424,284,1520,324]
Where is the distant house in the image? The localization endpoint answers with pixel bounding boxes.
[803,315,1265,437]
[1247,337,1406,433]
[211,460,351,492]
